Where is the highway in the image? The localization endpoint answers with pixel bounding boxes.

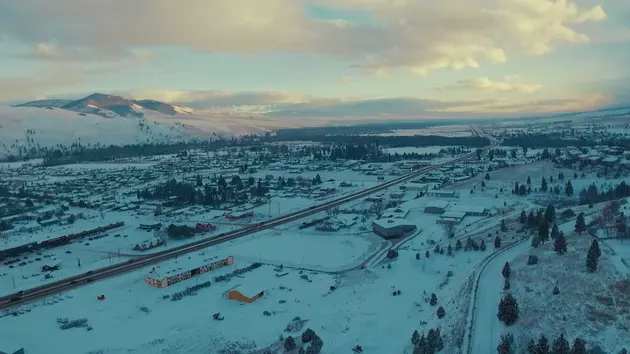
[0,130,498,310]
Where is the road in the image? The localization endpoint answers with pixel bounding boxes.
[0,132,498,310]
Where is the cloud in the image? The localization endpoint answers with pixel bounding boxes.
[0,0,607,76]
[120,89,324,109]
[432,94,613,114]
[438,76,543,93]
[0,70,83,102]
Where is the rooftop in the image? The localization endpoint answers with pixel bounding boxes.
[425,200,450,209]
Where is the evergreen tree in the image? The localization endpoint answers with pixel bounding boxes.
[528,211,537,228]
[575,213,586,233]
[541,177,548,192]
[558,172,564,180]
[527,339,537,354]
[447,244,453,256]
[502,262,511,278]
[196,174,203,187]
[411,330,420,346]
[550,176,554,183]
[586,239,600,272]
[538,220,550,243]
[565,180,574,196]
[520,210,527,224]
[436,306,445,319]
[497,333,515,354]
[480,239,487,251]
[570,338,586,354]
[486,173,491,180]
[531,234,541,248]
[416,252,420,260]
[536,334,550,354]
[527,176,532,185]
[455,239,462,251]
[519,184,527,196]
[550,223,560,239]
[494,236,502,249]
[284,336,297,352]
[514,182,520,194]
[545,205,555,223]
[551,333,570,354]
[497,293,519,325]
[554,231,567,254]
[430,293,438,306]
[619,349,628,354]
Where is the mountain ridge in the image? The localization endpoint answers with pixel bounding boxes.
[14,93,195,118]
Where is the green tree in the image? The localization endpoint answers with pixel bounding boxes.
[586,239,600,272]
[575,213,586,233]
[554,231,567,254]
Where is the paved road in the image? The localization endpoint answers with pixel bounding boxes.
[0,135,498,310]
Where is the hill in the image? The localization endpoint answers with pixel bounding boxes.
[15,93,196,118]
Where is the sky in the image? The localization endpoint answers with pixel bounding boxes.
[0,0,629,118]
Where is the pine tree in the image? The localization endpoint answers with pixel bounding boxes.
[284,336,297,352]
[550,223,560,239]
[480,239,487,251]
[502,262,511,278]
[586,239,600,272]
[497,293,519,325]
[551,333,570,354]
[536,334,550,354]
[575,213,586,233]
[545,205,555,223]
[538,220,550,243]
[494,236,502,249]
[434,328,444,351]
[519,184,527,196]
[541,177,548,192]
[528,211,537,228]
[565,180,574,196]
[558,172,564,180]
[570,338,586,354]
[527,176,532,184]
[456,239,463,251]
[531,234,541,248]
[520,210,527,224]
[485,173,491,180]
[514,182,519,194]
[436,306,445,319]
[619,349,628,354]
[430,293,438,306]
[527,339,537,354]
[411,330,420,346]
[554,231,567,254]
[497,333,515,354]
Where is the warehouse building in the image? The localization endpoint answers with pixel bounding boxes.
[437,211,467,225]
[448,204,489,216]
[426,190,459,198]
[424,200,450,214]
[372,219,417,239]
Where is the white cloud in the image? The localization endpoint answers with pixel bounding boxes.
[439,76,543,93]
[0,0,607,77]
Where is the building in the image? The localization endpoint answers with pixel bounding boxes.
[227,211,253,220]
[145,256,234,288]
[400,183,430,194]
[226,284,265,303]
[372,218,417,239]
[447,204,489,216]
[424,200,450,214]
[139,223,162,231]
[437,211,467,225]
[426,190,459,198]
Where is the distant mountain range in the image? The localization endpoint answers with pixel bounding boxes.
[14,93,195,118]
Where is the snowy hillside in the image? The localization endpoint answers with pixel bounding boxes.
[0,107,206,157]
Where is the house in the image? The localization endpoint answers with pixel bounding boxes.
[424,200,450,214]
[226,284,265,303]
[372,218,417,239]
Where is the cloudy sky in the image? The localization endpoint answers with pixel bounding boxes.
[0,0,629,117]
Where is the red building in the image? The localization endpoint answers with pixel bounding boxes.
[145,256,234,288]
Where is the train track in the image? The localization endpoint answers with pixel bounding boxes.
[0,138,498,310]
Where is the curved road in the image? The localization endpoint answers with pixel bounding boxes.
[469,239,529,354]
[1,132,498,310]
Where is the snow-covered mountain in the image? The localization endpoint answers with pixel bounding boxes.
[14,93,196,118]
